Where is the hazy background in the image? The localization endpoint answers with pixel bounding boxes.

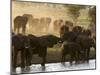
[12,1,93,36]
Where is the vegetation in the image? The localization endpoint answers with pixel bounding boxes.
[66,5,86,25]
[88,6,96,25]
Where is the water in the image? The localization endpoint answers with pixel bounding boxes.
[15,59,96,74]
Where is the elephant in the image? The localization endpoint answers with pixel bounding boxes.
[59,21,74,38]
[59,25,69,39]
[61,41,81,65]
[53,19,64,32]
[12,33,31,72]
[60,30,81,64]
[31,18,40,31]
[27,34,61,67]
[72,26,83,36]
[82,29,92,37]
[64,21,73,31]
[13,14,33,34]
[60,25,95,64]
[75,29,95,62]
[39,17,51,32]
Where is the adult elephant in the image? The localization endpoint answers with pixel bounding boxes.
[72,26,83,36]
[31,18,40,31]
[59,21,74,38]
[61,41,81,65]
[75,29,95,62]
[14,14,33,34]
[72,27,95,62]
[64,21,73,31]
[53,19,63,32]
[59,25,69,39]
[28,34,61,67]
[61,31,80,65]
[12,33,31,72]
[39,17,51,32]
[60,26,83,63]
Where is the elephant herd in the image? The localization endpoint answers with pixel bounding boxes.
[13,14,74,34]
[60,26,95,65]
[12,15,96,72]
[14,14,52,34]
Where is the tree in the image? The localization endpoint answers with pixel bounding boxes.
[88,6,96,25]
[65,5,86,25]
[88,6,96,32]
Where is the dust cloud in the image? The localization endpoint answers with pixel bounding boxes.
[12,1,90,36]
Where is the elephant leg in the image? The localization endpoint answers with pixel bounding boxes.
[41,47,47,67]
[86,48,90,62]
[11,46,14,71]
[61,51,66,63]
[75,50,80,64]
[84,49,88,61]
[22,25,26,34]
[70,53,74,66]
[16,27,20,34]
[25,49,29,66]
[12,48,18,72]
[21,50,25,71]
[41,56,46,71]
[41,56,46,67]
[14,24,17,33]
[45,24,49,31]
[25,49,32,71]
[15,23,20,34]
[61,54,66,66]
[14,27,16,33]
[61,49,66,63]
[81,49,86,62]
